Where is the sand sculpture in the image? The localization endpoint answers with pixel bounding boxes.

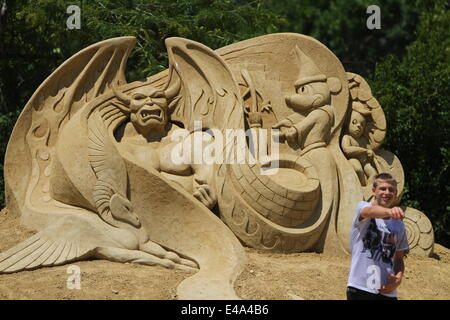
[1,33,434,299]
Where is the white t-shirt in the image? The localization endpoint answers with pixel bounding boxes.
[347,201,409,297]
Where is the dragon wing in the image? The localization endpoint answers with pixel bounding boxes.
[0,215,103,273]
[5,37,136,224]
[164,37,244,132]
[88,110,140,228]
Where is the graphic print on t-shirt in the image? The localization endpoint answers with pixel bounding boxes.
[362,219,396,265]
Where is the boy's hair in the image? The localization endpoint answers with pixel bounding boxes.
[373,173,397,188]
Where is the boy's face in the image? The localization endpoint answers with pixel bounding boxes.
[372,180,397,208]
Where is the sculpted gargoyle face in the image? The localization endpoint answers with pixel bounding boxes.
[129,87,169,135]
[113,79,181,137]
[349,110,366,139]
[286,81,332,111]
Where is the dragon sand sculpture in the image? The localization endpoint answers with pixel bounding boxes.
[1,33,434,299]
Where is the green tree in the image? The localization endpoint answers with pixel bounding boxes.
[370,0,450,247]
[1,0,284,114]
[263,0,420,76]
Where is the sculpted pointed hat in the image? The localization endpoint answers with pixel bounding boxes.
[294,46,327,88]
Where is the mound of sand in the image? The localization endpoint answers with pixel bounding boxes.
[0,208,448,300]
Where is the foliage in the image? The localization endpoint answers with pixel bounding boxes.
[370,0,450,247]
[262,0,420,76]
[0,0,284,114]
[0,110,19,205]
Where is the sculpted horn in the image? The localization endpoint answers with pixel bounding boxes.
[112,86,132,108]
[164,76,181,101]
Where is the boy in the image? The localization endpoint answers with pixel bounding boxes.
[347,173,409,300]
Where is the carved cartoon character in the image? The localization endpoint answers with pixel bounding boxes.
[341,102,378,186]
[287,75,333,111]
[273,46,341,154]
[349,109,366,139]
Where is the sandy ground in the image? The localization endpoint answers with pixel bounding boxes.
[0,208,449,300]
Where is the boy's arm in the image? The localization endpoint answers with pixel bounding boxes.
[379,250,405,294]
[393,250,405,275]
[360,205,404,220]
